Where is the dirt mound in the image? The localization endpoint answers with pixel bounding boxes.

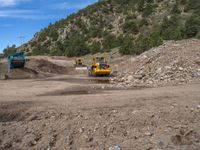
[4,68,41,79]
[26,58,70,74]
[0,57,73,80]
[111,39,200,88]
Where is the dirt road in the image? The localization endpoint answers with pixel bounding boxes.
[0,74,200,150]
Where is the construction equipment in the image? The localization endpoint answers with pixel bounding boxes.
[75,58,87,70]
[7,52,26,72]
[88,57,111,76]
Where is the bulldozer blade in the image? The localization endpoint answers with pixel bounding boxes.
[75,67,88,70]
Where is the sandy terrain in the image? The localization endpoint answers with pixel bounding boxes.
[0,74,200,150]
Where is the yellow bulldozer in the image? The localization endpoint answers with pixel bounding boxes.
[88,57,111,76]
[75,59,84,66]
[75,58,87,70]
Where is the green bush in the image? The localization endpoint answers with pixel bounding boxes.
[63,34,90,57]
[143,3,154,17]
[49,29,58,41]
[123,20,139,34]
[185,14,200,38]
[171,3,181,14]
[88,27,103,38]
[89,42,102,54]
[3,45,17,57]
[38,30,47,42]
[196,31,200,39]
[50,49,63,56]
[135,36,151,54]
[102,35,120,52]
[126,13,137,21]
[32,48,43,56]
[32,44,50,56]
[134,33,163,55]
[50,41,65,56]
[187,0,200,13]
[119,31,163,56]
[149,32,163,48]
[137,0,145,11]
[119,36,135,55]
[160,16,184,40]
[139,18,149,27]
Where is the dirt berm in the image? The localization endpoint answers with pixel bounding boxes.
[0,57,74,79]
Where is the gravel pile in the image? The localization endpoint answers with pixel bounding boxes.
[110,39,200,88]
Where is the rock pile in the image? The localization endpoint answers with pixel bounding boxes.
[111,39,200,88]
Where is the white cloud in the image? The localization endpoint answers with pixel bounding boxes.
[0,0,30,7]
[0,9,57,19]
[0,0,98,19]
[52,0,98,10]
[0,9,33,17]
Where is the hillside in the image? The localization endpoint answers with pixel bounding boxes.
[12,0,200,56]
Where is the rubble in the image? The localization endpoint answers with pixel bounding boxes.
[111,39,200,88]
[109,145,121,150]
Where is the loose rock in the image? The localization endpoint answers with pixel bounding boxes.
[109,145,121,150]
[110,40,200,88]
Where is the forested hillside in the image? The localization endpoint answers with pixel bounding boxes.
[9,0,200,57]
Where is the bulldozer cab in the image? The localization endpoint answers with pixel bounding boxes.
[75,58,87,70]
[75,58,83,66]
[76,59,83,66]
[93,57,107,64]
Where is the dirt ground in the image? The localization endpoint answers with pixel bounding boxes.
[0,40,200,149]
[0,73,200,150]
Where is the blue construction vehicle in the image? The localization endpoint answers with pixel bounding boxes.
[7,52,26,72]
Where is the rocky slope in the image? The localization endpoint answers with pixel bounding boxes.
[110,39,200,88]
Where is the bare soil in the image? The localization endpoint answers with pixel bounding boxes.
[0,74,200,150]
[0,40,200,149]
[0,56,75,80]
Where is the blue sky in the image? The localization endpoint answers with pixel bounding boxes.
[0,0,98,53]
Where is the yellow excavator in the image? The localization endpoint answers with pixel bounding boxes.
[88,57,111,76]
